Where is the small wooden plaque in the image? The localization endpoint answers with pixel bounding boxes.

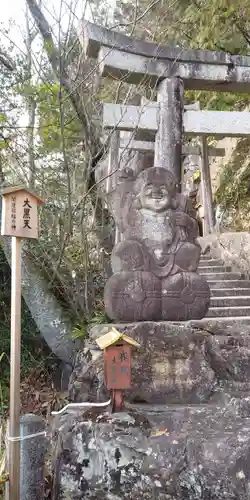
[104,344,131,390]
[1,186,43,239]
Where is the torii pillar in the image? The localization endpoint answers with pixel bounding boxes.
[154,78,184,192]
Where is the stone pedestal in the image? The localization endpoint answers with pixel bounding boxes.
[63,319,250,499]
[69,321,250,405]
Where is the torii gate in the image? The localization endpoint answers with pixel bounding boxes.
[79,21,250,233]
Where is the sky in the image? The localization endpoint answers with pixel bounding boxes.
[1,0,26,51]
[2,0,26,25]
[1,0,91,53]
[0,0,92,131]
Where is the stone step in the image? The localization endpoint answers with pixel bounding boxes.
[211,296,250,307]
[198,265,231,273]
[200,254,214,260]
[211,288,250,297]
[200,272,242,281]
[208,280,250,289]
[190,316,250,326]
[206,306,250,318]
[199,259,224,266]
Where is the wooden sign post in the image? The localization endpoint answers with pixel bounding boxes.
[1,186,43,500]
[96,328,140,412]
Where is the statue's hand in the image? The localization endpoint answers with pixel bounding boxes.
[175,211,190,227]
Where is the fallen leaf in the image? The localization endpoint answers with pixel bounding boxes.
[150,428,169,438]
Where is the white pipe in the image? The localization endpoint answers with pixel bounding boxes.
[51,399,111,416]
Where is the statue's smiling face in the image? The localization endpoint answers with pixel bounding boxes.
[141,183,172,212]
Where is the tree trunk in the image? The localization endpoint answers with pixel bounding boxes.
[0,191,77,365]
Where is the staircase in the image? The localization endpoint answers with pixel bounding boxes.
[198,255,250,322]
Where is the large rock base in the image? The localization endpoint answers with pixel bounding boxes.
[56,319,250,499]
[53,398,250,499]
[69,321,250,405]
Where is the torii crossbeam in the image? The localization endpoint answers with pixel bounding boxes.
[79,21,250,233]
[80,21,250,92]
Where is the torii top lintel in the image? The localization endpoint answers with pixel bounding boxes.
[79,21,250,92]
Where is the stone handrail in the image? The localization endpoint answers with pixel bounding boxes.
[199,232,250,278]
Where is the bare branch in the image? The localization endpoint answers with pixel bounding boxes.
[26,0,102,160]
[0,51,15,72]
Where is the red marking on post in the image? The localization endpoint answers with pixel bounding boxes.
[112,389,124,412]
[104,344,131,390]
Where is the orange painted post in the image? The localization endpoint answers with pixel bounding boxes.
[104,342,132,412]
[96,328,140,412]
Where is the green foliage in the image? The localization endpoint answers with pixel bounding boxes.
[115,0,250,111]
[37,82,82,152]
[72,307,111,340]
[214,137,250,231]
[72,324,87,340]
[185,90,250,111]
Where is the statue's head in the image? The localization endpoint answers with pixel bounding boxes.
[134,167,177,213]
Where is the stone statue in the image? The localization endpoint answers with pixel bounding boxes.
[104,167,210,321]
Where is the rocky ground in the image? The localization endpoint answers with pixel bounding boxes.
[46,317,250,499]
[52,392,250,499]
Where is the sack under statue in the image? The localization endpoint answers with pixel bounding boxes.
[104,166,210,321]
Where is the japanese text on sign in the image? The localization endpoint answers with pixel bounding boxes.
[104,345,131,390]
[23,198,32,229]
[11,196,16,231]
